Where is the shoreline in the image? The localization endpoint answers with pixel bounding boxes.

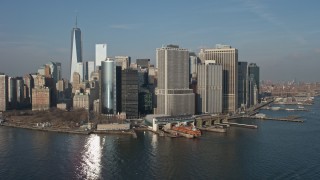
[0,123,137,136]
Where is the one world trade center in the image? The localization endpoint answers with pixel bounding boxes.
[70,17,83,83]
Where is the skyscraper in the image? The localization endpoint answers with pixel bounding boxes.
[0,73,8,111]
[56,62,62,81]
[189,52,199,82]
[238,61,248,108]
[16,77,24,105]
[197,60,223,114]
[101,58,117,114]
[75,62,84,82]
[115,56,131,70]
[95,44,107,68]
[70,19,83,83]
[248,63,260,106]
[136,59,150,69]
[199,44,238,113]
[23,74,34,105]
[155,45,195,115]
[8,77,17,109]
[47,62,58,83]
[121,69,139,118]
[85,61,95,81]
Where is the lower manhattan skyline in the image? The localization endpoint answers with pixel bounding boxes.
[1,0,320,82]
[1,1,320,179]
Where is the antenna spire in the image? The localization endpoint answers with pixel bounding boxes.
[75,15,78,28]
[74,10,78,28]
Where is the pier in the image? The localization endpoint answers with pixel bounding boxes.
[261,107,309,112]
[226,123,258,129]
[247,115,304,123]
[199,126,227,133]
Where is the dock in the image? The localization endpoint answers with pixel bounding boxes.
[247,115,304,123]
[199,126,227,133]
[261,107,309,112]
[226,122,258,129]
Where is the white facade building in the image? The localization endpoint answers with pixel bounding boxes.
[75,62,84,82]
[95,44,107,68]
[155,45,195,116]
[197,61,223,114]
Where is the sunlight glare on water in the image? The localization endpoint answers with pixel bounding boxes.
[80,134,104,180]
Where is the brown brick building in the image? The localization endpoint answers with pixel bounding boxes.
[32,87,50,111]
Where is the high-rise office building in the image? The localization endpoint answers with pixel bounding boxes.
[6,77,25,109]
[95,44,107,68]
[23,74,34,105]
[8,77,17,109]
[56,62,62,81]
[138,89,153,115]
[0,73,8,111]
[136,59,150,69]
[46,62,58,83]
[34,74,46,88]
[189,52,199,82]
[197,61,223,114]
[101,58,117,114]
[121,69,139,118]
[32,87,50,111]
[248,63,260,92]
[56,79,65,101]
[238,61,248,108]
[155,45,195,115]
[70,20,83,83]
[85,61,95,81]
[199,44,238,113]
[16,77,24,104]
[138,68,148,87]
[38,66,45,76]
[115,56,131,70]
[75,62,84,82]
[248,63,260,106]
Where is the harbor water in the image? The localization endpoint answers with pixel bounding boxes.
[0,97,320,179]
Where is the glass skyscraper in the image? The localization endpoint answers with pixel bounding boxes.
[70,22,83,83]
[101,59,117,114]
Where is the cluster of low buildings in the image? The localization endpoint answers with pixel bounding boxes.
[260,80,320,98]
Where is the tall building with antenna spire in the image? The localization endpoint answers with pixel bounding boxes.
[70,16,83,82]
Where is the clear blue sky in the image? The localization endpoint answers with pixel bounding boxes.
[0,0,319,82]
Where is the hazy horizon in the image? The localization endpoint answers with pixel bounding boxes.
[0,0,319,82]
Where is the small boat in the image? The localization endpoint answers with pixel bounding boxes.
[298,105,304,109]
[271,107,281,111]
[285,108,295,111]
[255,113,266,119]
